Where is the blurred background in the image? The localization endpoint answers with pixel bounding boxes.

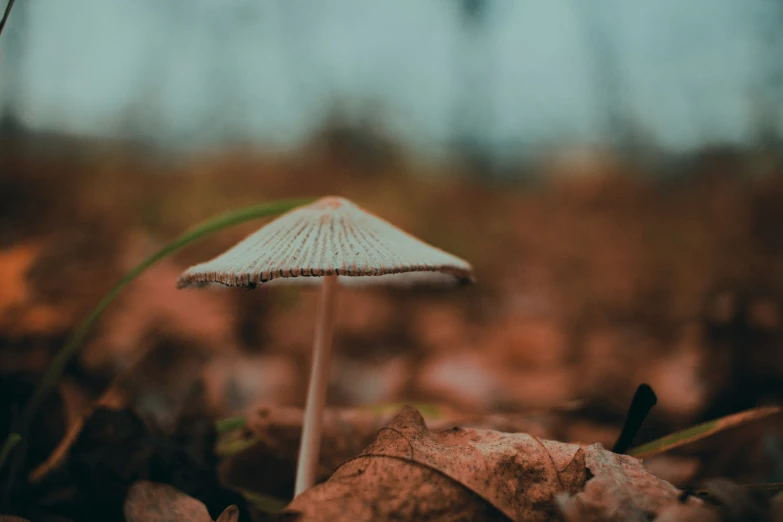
[1,0,782,488]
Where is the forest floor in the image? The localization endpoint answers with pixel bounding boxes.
[1,131,782,521]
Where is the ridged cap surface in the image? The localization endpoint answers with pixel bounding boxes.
[177,196,474,288]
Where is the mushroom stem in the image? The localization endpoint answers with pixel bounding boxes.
[294,274,338,496]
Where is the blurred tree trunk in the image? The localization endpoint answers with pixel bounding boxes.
[567,0,653,164]
[450,0,495,177]
[0,0,26,136]
[750,0,783,174]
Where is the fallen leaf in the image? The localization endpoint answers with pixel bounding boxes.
[653,503,722,522]
[277,406,693,522]
[0,243,64,336]
[352,406,585,521]
[216,504,240,522]
[0,244,39,314]
[218,404,556,499]
[124,481,239,522]
[275,457,508,522]
[556,446,697,521]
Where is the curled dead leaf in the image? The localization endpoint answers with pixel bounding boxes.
[216,504,240,522]
[124,481,239,522]
[350,406,585,521]
[652,503,722,522]
[275,406,695,522]
[219,404,556,499]
[556,446,699,521]
[279,458,508,522]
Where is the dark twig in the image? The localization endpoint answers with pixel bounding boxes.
[0,0,17,39]
[612,383,658,454]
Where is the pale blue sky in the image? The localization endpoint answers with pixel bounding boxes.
[1,0,778,157]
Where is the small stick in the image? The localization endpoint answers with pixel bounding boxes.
[612,383,657,454]
[0,0,17,39]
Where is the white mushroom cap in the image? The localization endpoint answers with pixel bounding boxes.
[177,196,474,288]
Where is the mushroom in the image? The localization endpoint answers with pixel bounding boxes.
[177,196,474,495]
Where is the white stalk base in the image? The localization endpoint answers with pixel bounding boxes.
[294,274,338,497]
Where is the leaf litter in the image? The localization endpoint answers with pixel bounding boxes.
[124,481,239,522]
[6,406,248,521]
[274,406,703,522]
[7,395,781,520]
[4,153,779,520]
[218,403,557,499]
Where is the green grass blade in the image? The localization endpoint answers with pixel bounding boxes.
[217,436,261,457]
[0,433,21,473]
[12,198,311,439]
[234,488,289,513]
[216,415,248,434]
[628,405,783,459]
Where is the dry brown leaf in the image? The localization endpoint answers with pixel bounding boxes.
[124,481,239,522]
[216,505,240,522]
[272,407,677,522]
[0,244,39,314]
[278,406,698,522]
[218,404,556,498]
[0,243,64,336]
[556,446,699,521]
[275,457,508,522]
[0,517,32,522]
[652,503,722,522]
[350,406,586,521]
